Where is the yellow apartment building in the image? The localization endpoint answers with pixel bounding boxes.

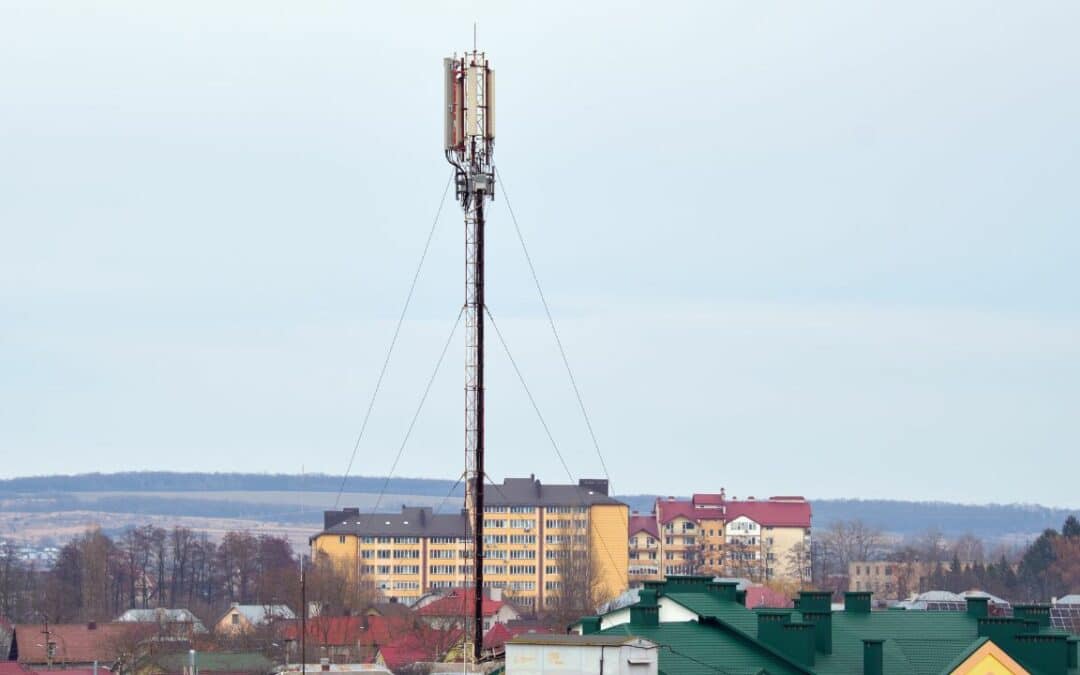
[311,477,629,612]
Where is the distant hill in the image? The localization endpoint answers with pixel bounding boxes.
[0,471,461,496]
[0,472,1074,541]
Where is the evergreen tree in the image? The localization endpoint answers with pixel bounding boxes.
[1063,515,1080,538]
[1018,528,1059,601]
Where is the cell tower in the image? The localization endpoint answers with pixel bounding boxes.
[443,48,495,662]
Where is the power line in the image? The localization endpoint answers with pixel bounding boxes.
[364,307,464,520]
[334,171,454,508]
[495,167,613,487]
[484,305,624,579]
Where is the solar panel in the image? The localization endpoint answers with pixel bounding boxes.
[1051,605,1080,633]
[925,601,967,612]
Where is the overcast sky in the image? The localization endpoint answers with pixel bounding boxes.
[2,1,1078,507]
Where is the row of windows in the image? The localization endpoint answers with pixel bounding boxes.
[544,535,587,545]
[392,565,419,575]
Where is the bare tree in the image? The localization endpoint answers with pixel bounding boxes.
[542,543,607,629]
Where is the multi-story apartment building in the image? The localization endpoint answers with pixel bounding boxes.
[627,493,811,586]
[311,476,629,612]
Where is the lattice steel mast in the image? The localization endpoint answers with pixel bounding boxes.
[443,49,495,662]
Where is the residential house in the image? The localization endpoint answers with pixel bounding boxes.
[8,622,151,669]
[571,575,1079,675]
[213,603,295,636]
[115,608,207,641]
[416,589,520,632]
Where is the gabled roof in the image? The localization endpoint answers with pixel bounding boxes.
[629,514,659,538]
[744,585,793,609]
[656,499,697,524]
[590,577,1077,675]
[281,616,366,646]
[417,590,509,618]
[115,608,207,632]
[725,499,811,528]
[218,604,295,626]
[11,622,152,665]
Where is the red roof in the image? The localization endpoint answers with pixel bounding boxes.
[483,623,555,650]
[691,493,726,507]
[628,514,658,538]
[12,623,151,665]
[281,616,367,646]
[725,499,811,528]
[0,664,33,675]
[656,498,697,524]
[744,585,794,609]
[376,626,462,670]
[417,590,505,618]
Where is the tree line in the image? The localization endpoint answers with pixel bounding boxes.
[811,515,1080,601]
[0,526,301,625]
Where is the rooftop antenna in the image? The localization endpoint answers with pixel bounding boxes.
[443,41,494,664]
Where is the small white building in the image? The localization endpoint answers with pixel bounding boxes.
[505,634,657,675]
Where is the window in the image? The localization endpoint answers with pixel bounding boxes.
[545,581,562,591]
[377,550,391,559]
[431,549,455,559]
[231,614,239,625]
[338,535,347,544]
[392,565,419,575]
[394,537,419,544]
[377,565,391,575]
[509,565,536,575]
[483,549,507,559]
[545,565,559,575]
[393,549,420,559]
[377,536,392,544]
[509,519,536,529]
[545,535,569,545]
[509,534,536,545]
[483,534,507,545]
[509,506,534,513]
[484,519,506,529]
[509,549,535,559]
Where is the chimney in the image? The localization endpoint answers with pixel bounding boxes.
[756,611,791,650]
[1014,634,1068,675]
[799,591,832,614]
[1014,604,1052,628]
[845,592,872,613]
[735,589,747,606]
[782,622,816,667]
[579,616,601,635]
[965,596,989,619]
[630,589,659,627]
[863,639,884,675]
[802,611,833,654]
[706,581,738,602]
[87,621,97,630]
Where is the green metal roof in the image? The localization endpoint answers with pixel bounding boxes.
[593,578,1080,675]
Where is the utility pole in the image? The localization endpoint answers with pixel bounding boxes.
[300,555,306,675]
[444,48,495,663]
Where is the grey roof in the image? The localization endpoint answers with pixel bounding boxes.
[116,608,207,632]
[320,477,625,538]
[223,604,295,625]
[322,507,468,538]
[483,477,624,507]
[507,634,655,647]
